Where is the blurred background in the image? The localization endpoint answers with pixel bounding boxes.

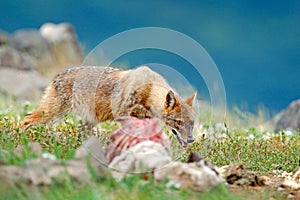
[0,0,299,115]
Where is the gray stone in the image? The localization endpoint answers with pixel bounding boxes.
[0,137,109,186]
[154,159,224,192]
[14,142,43,157]
[75,136,106,163]
[0,68,48,99]
[11,29,53,60]
[40,23,82,65]
[224,163,267,186]
[0,46,36,70]
[0,158,92,186]
[75,136,107,176]
[275,99,300,132]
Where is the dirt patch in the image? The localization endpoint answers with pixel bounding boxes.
[222,163,300,199]
[224,163,267,186]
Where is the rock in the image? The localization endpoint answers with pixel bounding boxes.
[224,163,266,186]
[75,136,107,176]
[64,160,92,184]
[0,46,36,70]
[14,142,42,157]
[109,141,172,180]
[0,166,32,184]
[11,29,52,60]
[106,117,172,180]
[0,68,48,99]
[0,24,85,102]
[275,99,300,132]
[0,30,9,46]
[0,158,102,186]
[0,137,110,186]
[282,167,300,190]
[75,136,106,163]
[40,23,82,65]
[187,152,202,163]
[154,159,224,192]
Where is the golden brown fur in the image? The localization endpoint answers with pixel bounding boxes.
[22,66,196,146]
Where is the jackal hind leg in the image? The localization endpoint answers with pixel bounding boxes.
[21,84,69,129]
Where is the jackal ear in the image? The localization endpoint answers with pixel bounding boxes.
[185,92,197,107]
[164,90,178,111]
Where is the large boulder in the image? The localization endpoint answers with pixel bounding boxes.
[40,23,82,65]
[275,99,300,132]
[0,23,84,100]
[0,68,48,99]
[11,29,52,60]
[0,46,36,70]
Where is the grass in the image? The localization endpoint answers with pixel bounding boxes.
[190,130,299,173]
[0,96,299,199]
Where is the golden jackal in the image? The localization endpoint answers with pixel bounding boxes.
[22,66,196,146]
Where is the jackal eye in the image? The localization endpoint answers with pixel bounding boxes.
[167,116,182,127]
[172,129,178,135]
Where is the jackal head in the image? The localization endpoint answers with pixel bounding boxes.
[164,90,196,147]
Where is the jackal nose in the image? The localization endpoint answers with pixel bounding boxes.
[187,137,194,143]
